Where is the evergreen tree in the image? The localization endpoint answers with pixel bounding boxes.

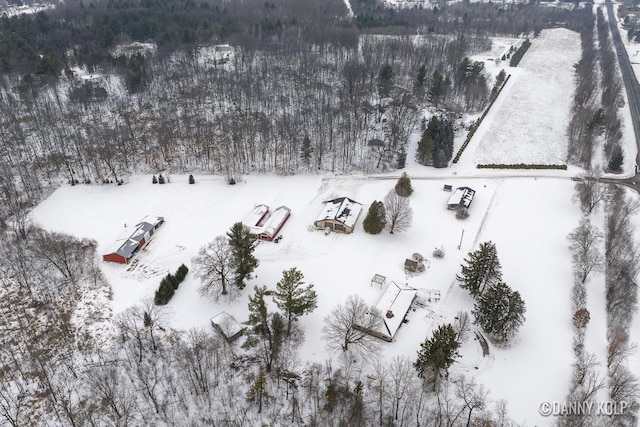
[416,126,435,166]
[414,323,460,384]
[158,174,165,184]
[362,201,386,234]
[246,368,269,413]
[300,135,313,167]
[377,62,394,98]
[226,222,259,290]
[152,175,158,184]
[273,267,318,336]
[154,274,176,305]
[428,70,448,106]
[174,263,189,283]
[188,174,195,184]
[243,286,284,372]
[414,64,427,90]
[394,172,413,197]
[472,282,526,342]
[416,115,454,168]
[457,241,502,298]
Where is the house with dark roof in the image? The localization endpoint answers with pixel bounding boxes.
[102,216,164,264]
[314,197,363,234]
[447,187,476,210]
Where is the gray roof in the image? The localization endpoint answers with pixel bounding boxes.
[110,216,164,259]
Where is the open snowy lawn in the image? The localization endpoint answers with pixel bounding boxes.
[31,173,582,425]
[469,29,581,165]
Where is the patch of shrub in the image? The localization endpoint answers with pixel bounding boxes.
[154,264,189,305]
[476,163,567,170]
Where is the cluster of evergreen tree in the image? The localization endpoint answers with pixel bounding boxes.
[154,263,189,305]
[509,39,531,67]
[416,115,454,168]
[457,242,526,342]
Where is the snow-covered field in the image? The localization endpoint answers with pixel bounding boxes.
[471,29,581,165]
[29,27,640,425]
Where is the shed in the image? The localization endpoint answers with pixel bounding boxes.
[210,312,244,343]
[443,184,453,192]
[103,216,164,264]
[250,206,291,241]
[314,197,363,234]
[243,204,270,230]
[371,274,386,288]
[404,259,418,272]
[447,187,476,210]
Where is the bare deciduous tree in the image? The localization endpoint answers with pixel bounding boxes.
[384,189,413,234]
[574,169,607,214]
[322,294,382,359]
[192,236,234,299]
[567,218,604,284]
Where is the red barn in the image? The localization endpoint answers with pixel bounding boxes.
[103,216,164,264]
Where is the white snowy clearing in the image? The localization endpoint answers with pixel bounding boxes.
[30,27,640,426]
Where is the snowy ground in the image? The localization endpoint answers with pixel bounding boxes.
[29,28,640,425]
[471,29,581,165]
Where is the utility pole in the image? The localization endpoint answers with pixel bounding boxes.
[457,229,465,250]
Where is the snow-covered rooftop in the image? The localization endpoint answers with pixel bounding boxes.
[375,282,418,339]
[243,204,269,228]
[106,216,164,258]
[447,187,475,208]
[210,311,244,338]
[316,197,363,228]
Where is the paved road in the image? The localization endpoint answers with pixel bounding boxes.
[605,0,640,191]
[606,0,640,160]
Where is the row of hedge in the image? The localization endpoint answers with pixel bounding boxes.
[509,39,532,67]
[154,264,189,305]
[476,163,567,170]
[452,74,512,164]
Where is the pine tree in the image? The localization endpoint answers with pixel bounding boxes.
[363,201,386,234]
[416,126,435,165]
[246,368,269,413]
[457,241,502,298]
[158,174,165,184]
[189,174,195,184]
[414,323,460,383]
[154,274,176,305]
[300,135,313,167]
[273,267,317,336]
[152,175,158,184]
[472,282,526,342]
[243,286,283,372]
[226,222,258,290]
[394,172,413,197]
[174,263,189,283]
[414,64,427,90]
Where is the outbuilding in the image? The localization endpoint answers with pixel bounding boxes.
[314,197,363,234]
[447,187,475,210]
[102,216,164,264]
[244,205,291,241]
[210,312,244,343]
